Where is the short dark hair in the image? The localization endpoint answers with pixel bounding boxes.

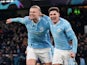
[48,7,60,13]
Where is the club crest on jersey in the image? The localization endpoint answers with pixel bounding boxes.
[57,29,62,32]
[39,27,44,32]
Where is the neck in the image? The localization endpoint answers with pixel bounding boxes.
[33,19,38,23]
[33,17,40,23]
[53,22,58,24]
[53,18,59,24]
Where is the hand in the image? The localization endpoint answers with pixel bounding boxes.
[6,19,12,24]
[25,50,27,54]
[70,52,75,58]
[40,14,45,17]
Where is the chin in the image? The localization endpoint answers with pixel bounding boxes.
[51,20,54,22]
[53,21,57,24]
[31,17,35,20]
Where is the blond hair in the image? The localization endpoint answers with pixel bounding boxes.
[30,5,41,12]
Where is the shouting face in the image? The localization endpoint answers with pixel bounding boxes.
[49,10,60,24]
[29,7,41,21]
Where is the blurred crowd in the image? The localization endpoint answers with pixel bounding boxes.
[0,19,87,65]
[0,21,27,65]
[76,33,87,65]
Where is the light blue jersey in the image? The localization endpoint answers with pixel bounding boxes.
[10,16,52,49]
[49,17,78,53]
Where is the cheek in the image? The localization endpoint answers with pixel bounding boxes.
[54,15,59,18]
[29,13,34,16]
[49,16,52,18]
[35,13,40,17]
[50,16,53,20]
[58,13,60,17]
[58,15,60,17]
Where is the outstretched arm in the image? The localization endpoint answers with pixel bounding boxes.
[6,17,27,24]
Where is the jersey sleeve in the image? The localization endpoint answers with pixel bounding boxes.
[43,15,51,30]
[64,22,78,54]
[10,16,30,25]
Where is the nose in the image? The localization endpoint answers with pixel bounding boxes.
[50,15,54,18]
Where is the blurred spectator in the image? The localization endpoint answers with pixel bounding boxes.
[0,51,4,65]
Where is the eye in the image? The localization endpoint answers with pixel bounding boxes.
[49,14,52,16]
[33,11,35,13]
[53,13,56,15]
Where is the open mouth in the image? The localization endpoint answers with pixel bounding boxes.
[51,17,56,20]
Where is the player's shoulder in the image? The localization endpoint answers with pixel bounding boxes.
[22,16,31,24]
[24,16,29,19]
[23,16,31,21]
[60,17,70,25]
[42,15,50,20]
[41,15,51,24]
